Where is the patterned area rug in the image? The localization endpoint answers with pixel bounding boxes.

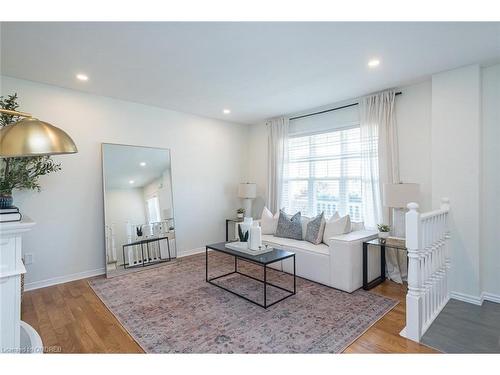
[89,252,397,353]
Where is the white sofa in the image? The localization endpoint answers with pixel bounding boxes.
[262,229,378,293]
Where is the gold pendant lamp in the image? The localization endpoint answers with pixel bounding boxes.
[0,109,78,157]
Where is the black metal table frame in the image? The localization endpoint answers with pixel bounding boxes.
[362,241,407,290]
[123,235,171,269]
[205,246,296,309]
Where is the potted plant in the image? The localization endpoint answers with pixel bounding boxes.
[0,94,62,209]
[377,224,391,242]
[236,208,245,219]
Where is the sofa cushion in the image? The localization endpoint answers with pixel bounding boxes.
[260,207,279,235]
[262,234,330,256]
[323,214,351,244]
[305,212,326,245]
[275,210,302,240]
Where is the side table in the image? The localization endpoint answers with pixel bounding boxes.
[225,218,261,241]
[225,218,244,241]
[362,238,407,290]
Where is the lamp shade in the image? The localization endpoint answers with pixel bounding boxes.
[238,183,257,199]
[383,183,420,208]
[0,117,78,157]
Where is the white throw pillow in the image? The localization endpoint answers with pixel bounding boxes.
[260,207,279,235]
[351,221,365,231]
[323,213,351,244]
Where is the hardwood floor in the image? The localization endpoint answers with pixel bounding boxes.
[21,277,436,354]
[344,282,437,353]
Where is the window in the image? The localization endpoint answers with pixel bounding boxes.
[146,196,161,224]
[282,127,363,221]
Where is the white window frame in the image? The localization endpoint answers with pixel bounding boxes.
[283,124,363,220]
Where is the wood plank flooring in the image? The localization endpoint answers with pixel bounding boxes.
[21,277,437,353]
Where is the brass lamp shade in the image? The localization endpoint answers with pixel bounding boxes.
[0,117,78,157]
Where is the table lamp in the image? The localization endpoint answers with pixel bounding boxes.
[383,183,420,237]
[238,182,257,218]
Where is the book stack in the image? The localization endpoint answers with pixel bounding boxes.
[0,206,22,223]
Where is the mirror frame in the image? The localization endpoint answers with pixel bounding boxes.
[100,142,176,278]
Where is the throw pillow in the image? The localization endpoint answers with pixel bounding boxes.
[301,216,311,239]
[351,221,365,231]
[260,207,279,235]
[275,210,302,240]
[305,212,326,245]
[323,214,351,244]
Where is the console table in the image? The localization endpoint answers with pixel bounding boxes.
[122,235,172,269]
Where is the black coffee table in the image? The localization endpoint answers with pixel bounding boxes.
[205,242,296,309]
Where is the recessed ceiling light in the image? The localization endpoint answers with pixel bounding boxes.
[129,180,135,184]
[140,162,146,167]
[368,59,380,68]
[223,109,231,114]
[76,73,89,81]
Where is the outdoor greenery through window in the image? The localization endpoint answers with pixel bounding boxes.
[282,127,363,221]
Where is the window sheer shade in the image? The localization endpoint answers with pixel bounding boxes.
[282,126,364,222]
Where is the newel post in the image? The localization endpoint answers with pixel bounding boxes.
[404,202,423,342]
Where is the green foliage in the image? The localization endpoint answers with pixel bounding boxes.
[377,224,391,232]
[238,224,249,242]
[236,208,245,214]
[0,94,62,195]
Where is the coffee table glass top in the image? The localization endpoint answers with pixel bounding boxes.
[365,238,406,250]
[206,242,295,265]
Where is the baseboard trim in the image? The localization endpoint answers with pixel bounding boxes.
[481,292,500,304]
[450,291,483,306]
[450,291,500,306]
[23,246,206,291]
[177,247,205,258]
[24,267,105,291]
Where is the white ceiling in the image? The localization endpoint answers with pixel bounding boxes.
[1,22,499,124]
[103,144,170,190]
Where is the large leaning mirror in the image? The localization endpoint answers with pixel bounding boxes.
[102,143,176,278]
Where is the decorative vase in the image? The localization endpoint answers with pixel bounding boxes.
[0,193,13,209]
[236,213,244,219]
[378,231,389,241]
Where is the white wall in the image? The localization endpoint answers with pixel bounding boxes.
[481,64,500,297]
[1,76,249,289]
[431,65,482,299]
[395,81,433,212]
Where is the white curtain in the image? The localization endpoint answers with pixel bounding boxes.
[266,117,289,213]
[360,89,406,283]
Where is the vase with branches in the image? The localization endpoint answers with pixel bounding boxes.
[0,94,62,208]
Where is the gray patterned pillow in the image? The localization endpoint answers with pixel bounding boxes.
[305,212,326,245]
[275,210,302,240]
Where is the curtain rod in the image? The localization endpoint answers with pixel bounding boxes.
[289,91,402,121]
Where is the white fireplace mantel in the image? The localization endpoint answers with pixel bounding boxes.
[0,217,42,353]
